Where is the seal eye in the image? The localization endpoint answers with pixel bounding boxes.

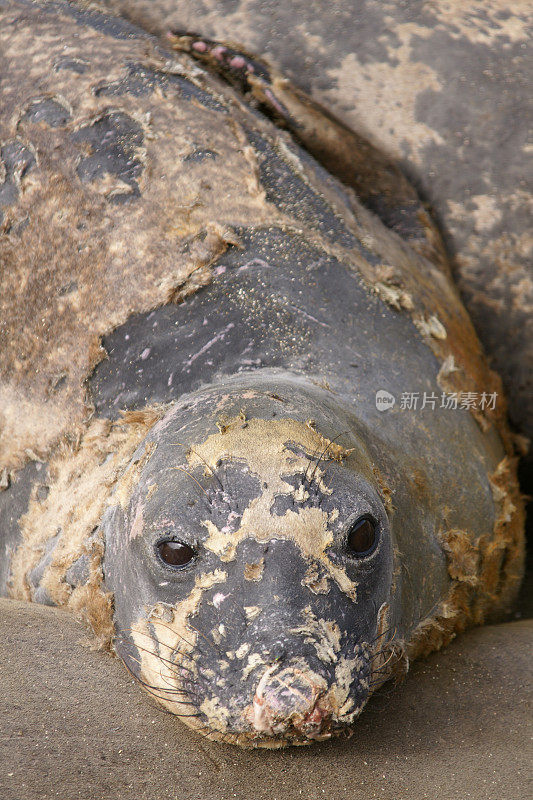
[346,516,377,556]
[157,540,196,568]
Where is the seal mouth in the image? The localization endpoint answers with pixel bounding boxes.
[125,620,389,747]
[245,664,333,741]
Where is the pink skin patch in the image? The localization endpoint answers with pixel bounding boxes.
[248,667,332,738]
[211,45,227,62]
[229,55,246,69]
[192,40,208,53]
[130,499,144,541]
[213,592,229,609]
[265,88,286,117]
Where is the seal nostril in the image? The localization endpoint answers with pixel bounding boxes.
[249,666,331,738]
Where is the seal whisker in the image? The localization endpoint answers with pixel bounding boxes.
[370,637,396,659]
[128,622,200,658]
[121,654,198,710]
[369,665,393,678]
[136,652,197,683]
[371,625,395,646]
[129,637,199,678]
[148,618,221,659]
[194,725,222,742]
[184,620,224,656]
[170,442,224,491]
[171,466,212,503]
[307,431,347,483]
[120,625,199,664]
[169,711,204,719]
[139,680,195,703]
[371,646,397,669]
[127,657,195,697]
[303,444,322,485]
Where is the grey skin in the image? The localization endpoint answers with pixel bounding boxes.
[0,0,520,749]
[93,229,502,744]
[103,377,395,743]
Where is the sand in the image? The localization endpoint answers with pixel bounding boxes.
[1,598,531,800]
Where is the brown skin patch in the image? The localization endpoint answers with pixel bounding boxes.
[408,457,525,660]
[130,569,229,732]
[7,412,159,648]
[0,4,287,473]
[243,560,264,581]
[188,415,358,599]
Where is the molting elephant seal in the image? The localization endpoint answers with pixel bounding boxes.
[0,0,524,747]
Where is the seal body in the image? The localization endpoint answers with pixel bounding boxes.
[0,0,524,747]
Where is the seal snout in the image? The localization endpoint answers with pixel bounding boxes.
[247,664,333,740]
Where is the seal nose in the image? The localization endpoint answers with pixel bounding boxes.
[247,665,332,740]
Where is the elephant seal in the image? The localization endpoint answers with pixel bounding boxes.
[0,0,525,747]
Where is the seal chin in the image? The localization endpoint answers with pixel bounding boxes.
[245,664,334,741]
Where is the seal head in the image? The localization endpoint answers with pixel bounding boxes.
[103,378,395,746]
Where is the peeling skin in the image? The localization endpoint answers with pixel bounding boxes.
[301,564,330,595]
[331,651,369,719]
[243,652,266,679]
[373,281,414,312]
[130,568,228,717]
[7,411,158,647]
[189,415,358,600]
[129,498,144,540]
[408,454,525,660]
[1,0,527,750]
[200,697,231,732]
[235,642,251,659]
[289,607,342,665]
[414,314,448,341]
